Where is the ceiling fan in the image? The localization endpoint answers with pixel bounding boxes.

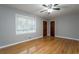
[40,4,60,14]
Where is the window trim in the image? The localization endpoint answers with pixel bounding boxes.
[15,14,36,35]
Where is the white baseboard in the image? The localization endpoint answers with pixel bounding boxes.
[0,36,43,49]
[56,36,79,41]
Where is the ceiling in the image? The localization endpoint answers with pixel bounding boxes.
[4,4,79,19]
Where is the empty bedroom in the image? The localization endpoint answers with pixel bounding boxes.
[0,4,79,54]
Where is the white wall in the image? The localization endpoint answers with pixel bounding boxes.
[0,5,45,47]
[47,20,50,36]
[55,14,79,40]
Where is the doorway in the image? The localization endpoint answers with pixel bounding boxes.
[50,21,55,37]
[43,21,47,37]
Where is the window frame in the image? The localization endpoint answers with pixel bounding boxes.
[15,14,36,35]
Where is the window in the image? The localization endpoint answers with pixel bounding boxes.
[16,14,36,34]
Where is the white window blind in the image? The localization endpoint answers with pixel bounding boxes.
[16,14,36,34]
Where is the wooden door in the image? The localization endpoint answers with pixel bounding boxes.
[43,21,47,37]
[50,21,55,37]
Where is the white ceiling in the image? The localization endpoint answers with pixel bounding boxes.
[4,4,79,19]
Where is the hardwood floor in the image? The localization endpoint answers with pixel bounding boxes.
[0,36,79,54]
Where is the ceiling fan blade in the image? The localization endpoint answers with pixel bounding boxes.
[42,4,48,7]
[40,10,47,13]
[54,4,59,6]
[53,8,60,10]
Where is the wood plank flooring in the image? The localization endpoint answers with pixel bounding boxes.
[0,36,79,54]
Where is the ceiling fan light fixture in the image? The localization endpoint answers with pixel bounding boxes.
[48,9,52,12]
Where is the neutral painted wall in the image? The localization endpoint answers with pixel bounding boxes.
[55,14,79,40]
[0,5,46,47]
[47,20,50,36]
